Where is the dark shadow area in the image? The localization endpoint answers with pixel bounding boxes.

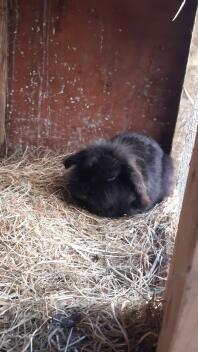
[47,302,162,351]
[0,301,162,351]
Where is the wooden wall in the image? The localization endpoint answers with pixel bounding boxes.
[157,10,198,350]
[6,0,197,153]
[0,0,7,150]
[157,126,198,352]
[172,8,198,210]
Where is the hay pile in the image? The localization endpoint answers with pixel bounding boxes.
[0,152,178,351]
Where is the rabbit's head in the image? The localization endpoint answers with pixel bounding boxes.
[63,143,150,218]
[63,145,123,184]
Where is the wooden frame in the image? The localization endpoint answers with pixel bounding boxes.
[0,0,7,148]
[157,126,198,352]
[172,8,198,209]
[157,8,198,352]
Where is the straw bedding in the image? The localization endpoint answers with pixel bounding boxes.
[0,152,178,351]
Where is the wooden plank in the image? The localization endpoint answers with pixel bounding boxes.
[171,8,198,211]
[6,0,196,153]
[158,12,198,350]
[0,0,7,148]
[157,10,198,347]
[157,125,198,352]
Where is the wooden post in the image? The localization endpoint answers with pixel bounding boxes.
[172,9,198,210]
[158,8,198,351]
[0,0,7,148]
[157,126,198,352]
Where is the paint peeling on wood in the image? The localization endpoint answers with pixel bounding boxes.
[6,0,197,153]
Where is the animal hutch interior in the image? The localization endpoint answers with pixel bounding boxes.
[0,1,198,351]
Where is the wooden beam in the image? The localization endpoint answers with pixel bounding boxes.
[0,0,7,147]
[157,125,198,352]
[158,8,198,351]
[171,8,198,210]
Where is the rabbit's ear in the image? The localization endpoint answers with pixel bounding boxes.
[63,150,87,169]
[128,159,150,207]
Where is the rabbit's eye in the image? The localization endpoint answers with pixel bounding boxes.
[130,199,138,207]
[107,175,117,182]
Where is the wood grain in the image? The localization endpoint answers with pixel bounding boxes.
[157,126,198,352]
[0,0,7,147]
[172,9,198,210]
[6,0,197,153]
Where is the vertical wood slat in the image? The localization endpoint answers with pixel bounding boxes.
[171,9,198,211]
[158,10,198,351]
[157,126,198,352]
[0,0,7,147]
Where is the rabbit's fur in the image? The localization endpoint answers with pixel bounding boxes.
[63,132,174,218]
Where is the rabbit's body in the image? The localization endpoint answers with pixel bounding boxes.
[63,132,174,218]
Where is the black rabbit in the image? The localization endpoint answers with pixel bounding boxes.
[63,132,174,218]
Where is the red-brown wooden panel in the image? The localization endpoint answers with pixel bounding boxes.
[6,0,196,153]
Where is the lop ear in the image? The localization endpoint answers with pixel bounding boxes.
[128,159,150,207]
[63,150,87,169]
